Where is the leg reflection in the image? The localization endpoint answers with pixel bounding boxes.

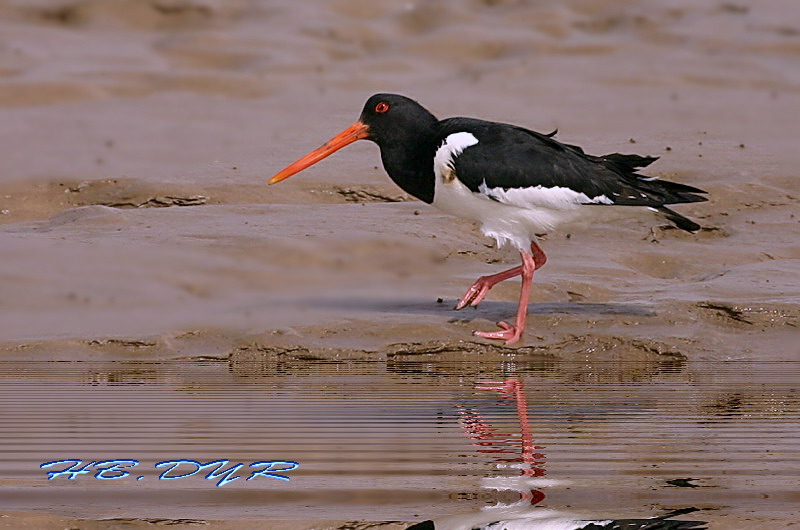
[457,373,546,506]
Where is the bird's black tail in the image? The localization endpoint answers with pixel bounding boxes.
[655,206,702,232]
[601,152,708,206]
[642,178,708,205]
[603,153,659,173]
[635,507,708,529]
[604,153,708,234]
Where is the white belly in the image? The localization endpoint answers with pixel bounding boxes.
[432,175,580,251]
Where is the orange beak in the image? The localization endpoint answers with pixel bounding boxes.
[268,121,370,185]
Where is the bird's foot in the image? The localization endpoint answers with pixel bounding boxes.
[473,321,523,345]
[455,266,525,310]
[454,277,493,310]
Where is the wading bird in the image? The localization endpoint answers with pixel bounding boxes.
[405,507,708,530]
[268,94,707,344]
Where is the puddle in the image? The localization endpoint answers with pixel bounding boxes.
[0,358,798,528]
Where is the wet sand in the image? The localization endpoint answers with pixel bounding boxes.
[0,1,799,528]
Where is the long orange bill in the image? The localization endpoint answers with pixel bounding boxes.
[268,121,370,185]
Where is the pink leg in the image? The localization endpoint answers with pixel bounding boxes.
[455,242,546,310]
[473,247,541,345]
[529,241,547,271]
[503,375,546,503]
[467,375,547,504]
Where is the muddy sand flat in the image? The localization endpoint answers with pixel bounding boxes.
[1,1,798,529]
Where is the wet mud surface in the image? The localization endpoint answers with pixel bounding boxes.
[1,0,799,528]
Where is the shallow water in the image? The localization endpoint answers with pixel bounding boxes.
[1,357,798,527]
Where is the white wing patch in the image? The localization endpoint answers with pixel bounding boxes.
[433,132,479,181]
[481,519,613,530]
[478,182,613,208]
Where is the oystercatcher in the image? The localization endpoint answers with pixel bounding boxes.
[405,507,708,529]
[268,94,707,344]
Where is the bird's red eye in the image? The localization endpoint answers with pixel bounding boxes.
[375,102,390,113]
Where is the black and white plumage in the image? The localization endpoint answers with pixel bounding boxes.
[268,93,708,343]
[405,508,708,530]
[430,118,705,249]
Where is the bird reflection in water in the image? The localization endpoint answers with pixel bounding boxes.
[407,374,707,530]
[457,374,547,508]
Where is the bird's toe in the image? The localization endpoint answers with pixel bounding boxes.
[474,321,522,344]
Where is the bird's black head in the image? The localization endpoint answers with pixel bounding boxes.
[267,93,438,191]
[358,93,439,147]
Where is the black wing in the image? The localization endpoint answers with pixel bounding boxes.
[438,117,707,208]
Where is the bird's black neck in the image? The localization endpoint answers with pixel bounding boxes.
[378,139,437,203]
